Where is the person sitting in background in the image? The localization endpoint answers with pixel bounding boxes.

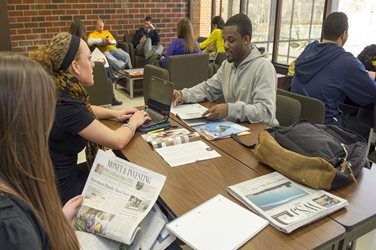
[172,14,278,126]
[161,18,201,68]
[132,16,163,61]
[88,19,132,70]
[70,19,122,106]
[29,33,150,204]
[357,44,376,77]
[291,12,376,137]
[200,16,225,60]
[0,52,82,249]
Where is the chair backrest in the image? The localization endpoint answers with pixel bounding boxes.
[276,94,301,126]
[143,64,169,105]
[215,52,227,66]
[167,53,209,90]
[124,34,134,44]
[87,61,112,106]
[277,89,325,124]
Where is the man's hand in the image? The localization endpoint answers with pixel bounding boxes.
[102,36,110,44]
[62,195,83,223]
[202,103,228,120]
[145,21,155,30]
[172,90,182,106]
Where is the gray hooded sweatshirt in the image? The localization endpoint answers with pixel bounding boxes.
[182,44,278,126]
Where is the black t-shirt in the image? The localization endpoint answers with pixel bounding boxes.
[0,193,50,249]
[49,95,95,204]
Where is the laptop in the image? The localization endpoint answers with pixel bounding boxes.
[138,76,174,131]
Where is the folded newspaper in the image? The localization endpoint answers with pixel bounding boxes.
[73,150,167,247]
[141,128,200,149]
[228,172,348,233]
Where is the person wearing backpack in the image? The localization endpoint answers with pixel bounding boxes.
[291,12,376,138]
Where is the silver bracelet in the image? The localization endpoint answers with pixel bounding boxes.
[121,123,135,136]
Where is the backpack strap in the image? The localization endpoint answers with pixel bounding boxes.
[231,133,256,149]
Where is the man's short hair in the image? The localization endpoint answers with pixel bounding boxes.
[145,16,152,22]
[323,12,348,41]
[224,13,252,39]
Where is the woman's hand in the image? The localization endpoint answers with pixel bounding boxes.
[129,110,151,128]
[62,195,83,223]
[113,108,139,122]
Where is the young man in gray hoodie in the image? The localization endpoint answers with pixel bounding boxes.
[172,14,278,126]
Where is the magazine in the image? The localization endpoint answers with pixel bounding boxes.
[73,150,166,245]
[141,128,200,149]
[193,120,250,140]
[141,128,221,167]
[228,172,348,233]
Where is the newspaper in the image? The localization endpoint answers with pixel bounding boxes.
[228,172,348,233]
[73,150,166,245]
[76,204,175,250]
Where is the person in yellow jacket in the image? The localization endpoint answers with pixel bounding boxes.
[88,19,132,69]
[200,16,225,60]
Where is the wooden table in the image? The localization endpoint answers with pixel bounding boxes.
[102,119,345,249]
[330,167,376,250]
[170,101,376,249]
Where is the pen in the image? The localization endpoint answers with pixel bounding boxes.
[147,128,165,134]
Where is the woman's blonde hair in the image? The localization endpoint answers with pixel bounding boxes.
[0,52,79,249]
[177,18,198,53]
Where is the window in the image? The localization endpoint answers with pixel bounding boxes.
[277,0,325,64]
[245,0,276,60]
[334,0,376,57]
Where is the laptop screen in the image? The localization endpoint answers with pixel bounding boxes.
[147,77,174,116]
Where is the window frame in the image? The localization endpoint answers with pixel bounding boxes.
[190,0,334,73]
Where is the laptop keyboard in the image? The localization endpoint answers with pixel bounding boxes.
[142,110,166,128]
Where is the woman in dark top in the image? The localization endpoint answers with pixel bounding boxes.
[29,33,150,204]
[161,18,201,68]
[0,52,81,249]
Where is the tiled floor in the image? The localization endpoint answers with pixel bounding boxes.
[82,86,376,250]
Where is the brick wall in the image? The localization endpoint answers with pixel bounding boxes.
[7,0,189,53]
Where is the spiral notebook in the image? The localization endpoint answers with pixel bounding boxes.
[166,194,268,250]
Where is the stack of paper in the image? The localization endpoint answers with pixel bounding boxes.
[166,194,268,249]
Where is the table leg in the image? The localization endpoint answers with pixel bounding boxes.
[129,78,134,99]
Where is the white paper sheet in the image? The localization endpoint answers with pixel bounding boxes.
[155,140,220,167]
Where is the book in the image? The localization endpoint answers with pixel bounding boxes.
[166,194,268,250]
[171,103,208,120]
[170,103,209,126]
[73,150,169,247]
[193,120,251,140]
[141,128,200,149]
[91,48,110,68]
[228,172,349,233]
[141,128,221,167]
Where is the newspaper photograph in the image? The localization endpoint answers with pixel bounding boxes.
[73,150,166,245]
[228,172,348,233]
